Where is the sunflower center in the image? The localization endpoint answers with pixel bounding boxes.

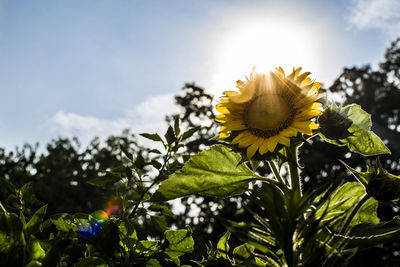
[245,94,295,137]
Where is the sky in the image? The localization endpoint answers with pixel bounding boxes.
[1,0,400,151]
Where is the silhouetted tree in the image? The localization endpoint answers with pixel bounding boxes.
[1,130,143,215]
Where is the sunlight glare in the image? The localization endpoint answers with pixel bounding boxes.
[211,17,320,95]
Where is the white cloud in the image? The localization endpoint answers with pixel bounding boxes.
[348,0,400,36]
[46,94,180,146]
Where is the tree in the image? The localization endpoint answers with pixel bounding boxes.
[1,130,144,215]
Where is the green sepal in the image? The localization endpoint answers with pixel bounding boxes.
[319,104,390,156]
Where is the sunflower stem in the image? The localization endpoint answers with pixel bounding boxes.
[257,176,285,190]
[268,160,286,187]
[339,193,370,235]
[287,144,302,197]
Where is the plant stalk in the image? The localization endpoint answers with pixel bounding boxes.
[268,160,286,186]
[339,193,371,235]
[0,201,6,213]
[287,144,302,197]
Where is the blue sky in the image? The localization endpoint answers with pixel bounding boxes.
[1,0,399,150]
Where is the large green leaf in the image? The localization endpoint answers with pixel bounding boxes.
[28,235,45,261]
[319,104,390,156]
[342,217,400,249]
[316,182,379,229]
[164,228,194,258]
[151,215,167,233]
[151,145,257,201]
[26,205,47,235]
[0,212,26,266]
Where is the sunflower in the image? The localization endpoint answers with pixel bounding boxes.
[215,67,323,159]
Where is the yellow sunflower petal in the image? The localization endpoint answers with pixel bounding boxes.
[215,114,228,122]
[280,127,298,138]
[232,132,246,145]
[215,67,323,158]
[301,77,312,87]
[276,66,285,77]
[292,121,315,135]
[278,136,290,147]
[265,136,279,153]
[259,140,269,155]
[287,67,302,80]
[311,82,322,91]
[296,72,311,84]
[246,142,260,159]
[233,132,254,148]
[223,91,239,97]
[296,109,322,120]
[216,104,229,114]
[309,121,318,129]
[224,121,247,131]
[219,131,229,139]
[230,82,256,104]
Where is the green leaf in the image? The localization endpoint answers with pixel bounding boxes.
[137,240,159,253]
[233,243,255,262]
[151,215,167,233]
[88,175,121,187]
[316,182,379,229]
[164,229,194,257]
[75,257,108,267]
[134,154,146,170]
[174,116,180,136]
[217,231,231,259]
[148,204,174,217]
[118,219,137,239]
[151,145,256,202]
[182,126,200,140]
[0,178,16,194]
[146,258,162,267]
[149,149,162,154]
[94,221,120,257]
[51,213,75,232]
[140,133,164,143]
[319,104,390,156]
[342,217,400,249]
[168,256,180,266]
[340,160,369,187]
[26,205,47,235]
[150,160,162,170]
[28,235,45,261]
[0,212,25,266]
[42,239,71,267]
[165,126,176,145]
[120,145,133,161]
[26,260,42,267]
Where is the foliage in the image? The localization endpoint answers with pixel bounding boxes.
[0,123,197,266]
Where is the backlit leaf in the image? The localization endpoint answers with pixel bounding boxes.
[151,145,257,202]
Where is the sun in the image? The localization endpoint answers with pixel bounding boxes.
[210,17,320,96]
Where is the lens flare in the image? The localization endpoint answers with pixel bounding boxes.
[77,197,122,237]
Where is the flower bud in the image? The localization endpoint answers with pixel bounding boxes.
[318,104,353,142]
[366,159,400,202]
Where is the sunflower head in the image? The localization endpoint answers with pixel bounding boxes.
[215,67,323,159]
